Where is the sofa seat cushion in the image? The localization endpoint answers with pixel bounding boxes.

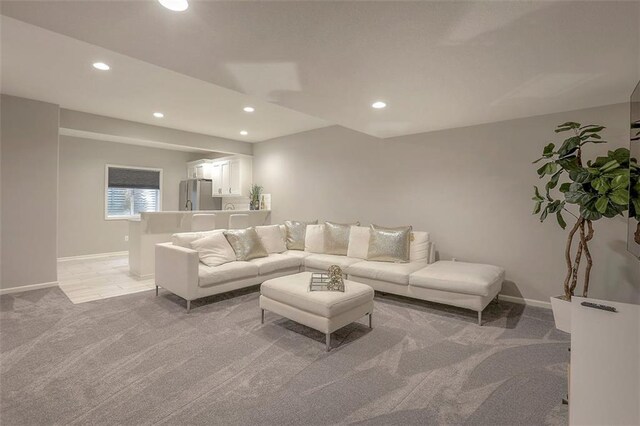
[250,253,302,275]
[304,254,362,272]
[261,272,374,318]
[198,261,259,288]
[283,250,313,259]
[348,260,427,285]
[409,261,504,297]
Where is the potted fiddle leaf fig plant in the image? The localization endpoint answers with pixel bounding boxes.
[532,122,631,332]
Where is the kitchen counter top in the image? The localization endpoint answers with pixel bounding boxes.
[128,209,272,278]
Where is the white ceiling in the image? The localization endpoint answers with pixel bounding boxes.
[1,1,639,139]
[0,16,328,143]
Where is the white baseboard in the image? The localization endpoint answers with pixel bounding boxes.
[58,251,128,262]
[498,294,551,309]
[0,281,59,295]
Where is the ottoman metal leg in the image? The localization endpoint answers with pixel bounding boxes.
[369,312,373,328]
[186,300,191,313]
[477,310,482,326]
[326,333,331,352]
[155,285,158,296]
[261,309,264,324]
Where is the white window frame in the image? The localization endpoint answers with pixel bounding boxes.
[104,164,163,221]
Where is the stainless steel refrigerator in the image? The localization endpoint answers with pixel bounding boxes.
[179,180,221,211]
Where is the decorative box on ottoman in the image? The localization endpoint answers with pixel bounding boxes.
[260,272,374,351]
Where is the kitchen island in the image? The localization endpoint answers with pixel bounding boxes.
[129,210,271,278]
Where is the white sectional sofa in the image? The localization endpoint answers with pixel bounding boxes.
[155,224,503,324]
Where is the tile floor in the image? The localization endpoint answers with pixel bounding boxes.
[57,254,154,304]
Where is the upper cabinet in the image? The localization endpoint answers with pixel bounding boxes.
[187,156,252,198]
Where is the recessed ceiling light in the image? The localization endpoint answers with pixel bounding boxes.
[92,62,110,71]
[243,106,255,113]
[371,101,387,109]
[240,130,248,136]
[153,112,164,118]
[158,0,189,12]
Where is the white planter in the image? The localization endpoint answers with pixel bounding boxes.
[550,295,571,333]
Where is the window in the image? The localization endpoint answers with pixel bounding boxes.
[105,165,162,219]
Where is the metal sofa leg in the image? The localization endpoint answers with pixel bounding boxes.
[155,285,158,296]
[478,310,482,326]
[186,300,191,313]
[369,312,373,328]
[326,333,331,352]
[261,309,264,324]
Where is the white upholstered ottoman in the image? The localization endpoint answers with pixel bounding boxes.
[408,261,504,325]
[260,272,374,351]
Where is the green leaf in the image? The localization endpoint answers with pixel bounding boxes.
[595,196,609,214]
[611,174,629,190]
[611,148,630,164]
[537,162,557,177]
[558,136,581,157]
[543,143,555,157]
[555,122,581,132]
[591,177,610,194]
[579,126,605,136]
[533,201,542,214]
[570,169,593,183]
[559,182,572,193]
[580,205,602,221]
[599,159,620,173]
[557,157,580,172]
[556,211,567,229]
[609,189,629,206]
[532,186,544,202]
[540,206,549,222]
[546,170,562,190]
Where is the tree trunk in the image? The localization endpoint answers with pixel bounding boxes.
[564,217,583,300]
[581,220,594,297]
[570,240,583,296]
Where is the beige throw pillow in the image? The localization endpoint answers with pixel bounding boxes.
[324,221,359,256]
[190,233,236,267]
[304,224,325,253]
[284,220,318,250]
[223,227,269,261]
[367,224,412,263]
[255,225,287,254]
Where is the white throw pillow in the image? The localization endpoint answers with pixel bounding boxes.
[190,233,236,267]
[255,225,287,254]
[304,224,325,253]
[410,231,430,263]
[347,226,370,259]
[172,230,223,248]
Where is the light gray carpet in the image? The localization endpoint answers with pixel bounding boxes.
[0,286,569,425]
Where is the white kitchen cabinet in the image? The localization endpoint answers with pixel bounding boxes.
[228,159,241,195]
[188,156,252,198]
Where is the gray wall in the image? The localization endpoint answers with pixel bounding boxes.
[254,103,640,304]
[58,136,202,257]
[1,95,59,289]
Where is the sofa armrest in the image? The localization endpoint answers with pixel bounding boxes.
[155,242,199,300]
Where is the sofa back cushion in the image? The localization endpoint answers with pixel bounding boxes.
[255,225,286,254]
[304,224,325,253]
[366,224,412,263]
[410,231,430,263]
[347,226,370,259]
[190,233,236,267]
[223,227,269,261]
[172,230,223,248]
[324,221,359,256]
[284,220,317,250]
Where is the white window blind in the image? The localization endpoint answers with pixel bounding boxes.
[106,166,161,219]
